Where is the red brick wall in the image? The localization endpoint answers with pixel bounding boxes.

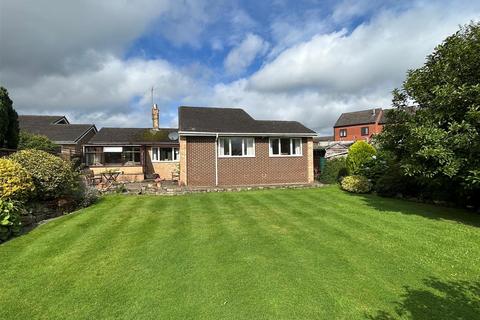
[333,123,383,141]
[186,136,311,187]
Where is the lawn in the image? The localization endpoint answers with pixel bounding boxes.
[1,186,479,319]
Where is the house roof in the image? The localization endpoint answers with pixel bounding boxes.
[313,135,334,142]
[334,108,382,127]
[178,106,316,136]
[88,128,179,145]
[18,115,96,144]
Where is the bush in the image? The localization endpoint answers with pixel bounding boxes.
[74,180,100,208]
[0,158,34,200]
[341,175,372,193]
[9,150,78,200]
[0,199,24,241]
[18,130,59,153]
[319,157,348,184]
[346,141,377,174]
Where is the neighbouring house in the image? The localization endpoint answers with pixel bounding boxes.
[333,108,385,141]
[178,106,316,186]
[84,105,317,186]
[18,115,97,159]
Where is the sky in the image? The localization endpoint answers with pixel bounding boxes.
[1,0,479,135]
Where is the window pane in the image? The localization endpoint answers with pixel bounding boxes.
[104,152,122,164]
[280,138,291,155]
[361,127,369,135]
[231,137,242,156]
[160,148,173,161]
[152,148,158,161]
[244,138,254,156]
[173,148,179,160]
[220,138,230,156]
[270,139,279,154]
[292,139,301,155]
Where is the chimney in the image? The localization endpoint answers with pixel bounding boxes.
[152,104,159,129]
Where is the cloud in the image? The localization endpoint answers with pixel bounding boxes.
[224,33,269,75]
[249,3,480,94]
[201,1,480,134]
[8,55,200,128]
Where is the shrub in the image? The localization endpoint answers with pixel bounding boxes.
[346,141,377,174]
[74,180,100,208]
[0,199,24,241]
[18,130,59,153]
[341,175,372,193]
[319,157,348,184]
[9,150,78,200]
[0,158,34,200]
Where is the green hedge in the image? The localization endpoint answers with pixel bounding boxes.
[319,158,348,184]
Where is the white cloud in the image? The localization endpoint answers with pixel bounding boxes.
[8,55,200,128]
[249,3,480,93]
[202,1,480,134]
[224,33,269,75]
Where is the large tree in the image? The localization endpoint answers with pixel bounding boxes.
[0,87,19,149]
[377,22,480,205]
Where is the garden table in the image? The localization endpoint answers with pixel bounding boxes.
[101,171,122,189]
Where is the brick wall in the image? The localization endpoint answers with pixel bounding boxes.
[186,136,312,187]
[333,123,383,141]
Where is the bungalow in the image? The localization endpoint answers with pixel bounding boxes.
[85,105,316,186]
[18,115,97,159]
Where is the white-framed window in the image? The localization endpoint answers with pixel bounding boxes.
[361,126,369,136]
[152,147,179,162]
[269,138,302,157]
[218,137,255,157]
[339,129,347,137]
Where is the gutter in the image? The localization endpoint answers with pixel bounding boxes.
[178,131,317,137]
[215,133,219,186]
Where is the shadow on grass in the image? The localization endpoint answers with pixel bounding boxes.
[366,277,480,320]
[345,191,480,228]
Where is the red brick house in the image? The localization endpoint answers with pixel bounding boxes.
[85,106,316,186]
[333,108,385,141]
[178,106,316,186]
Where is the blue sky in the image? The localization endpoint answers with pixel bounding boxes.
[1,0,479,134]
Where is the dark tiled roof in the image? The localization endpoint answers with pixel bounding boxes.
[89,128,179,145]
[18,115,95,143]
[314,135,334,142]
[334,108,382,127]
[179,106,316,135]
[18,115,67,126]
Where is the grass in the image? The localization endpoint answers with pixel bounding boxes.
[1,186,479,319]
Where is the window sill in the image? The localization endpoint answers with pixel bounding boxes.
[269,154,303,158]
[218,155,256,158]
[152,160,180,163]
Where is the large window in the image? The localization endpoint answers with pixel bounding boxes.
[218,137,254,157]
[84,146,141,166]
[152,147,179,162]
[269,138,302,156]
[339,129,347,137]
[361,126,369,136]
[85,146,102,166]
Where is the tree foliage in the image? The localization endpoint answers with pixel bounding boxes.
[0,87,19,149]
[18,130,59,153]
[346,141,376,174]
[376,22,480,205]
